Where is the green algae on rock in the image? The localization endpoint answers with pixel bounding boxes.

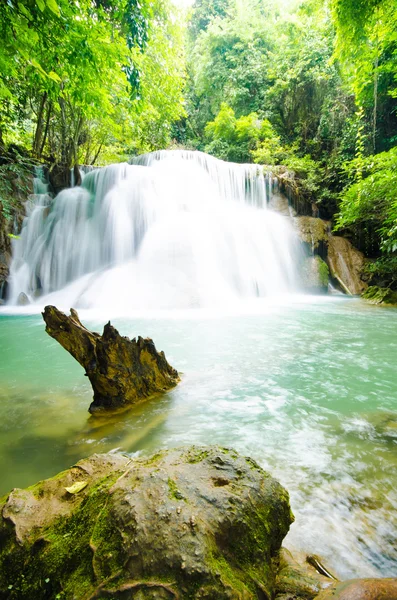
[0,446,294,600]
[363,286,397,306]
[42,305,180,414]
[301,256,330,293]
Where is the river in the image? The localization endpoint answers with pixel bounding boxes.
[0,296,396,580]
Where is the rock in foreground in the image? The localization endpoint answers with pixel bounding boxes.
[42,305,180,413]
[0,446,293,599]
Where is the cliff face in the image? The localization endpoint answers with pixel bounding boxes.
[0,165,33,300]
[0,202,11,300]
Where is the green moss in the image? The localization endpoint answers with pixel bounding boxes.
[244,457,264,472]
[0,472,123,599]
[363,285,397,305]
[167,477,186,501]
[186,448,210,463]
[207,551,254,595]
[317,257,330,287]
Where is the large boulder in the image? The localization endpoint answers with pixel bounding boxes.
[42,306,180,413]
[327,236,367,296]
[0,446,294,599]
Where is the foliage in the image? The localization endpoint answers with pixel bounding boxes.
[335,147,397,254]
[331,0,397,153]
[204,103,282,164]
[188,0,231,40]
[364,256,397,291]
[0,0,185,166]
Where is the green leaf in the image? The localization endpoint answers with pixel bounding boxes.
[19,4,32,19]
[36,0,45,11]
[46,0,60,16]
[65,481,88,494]
[30,58,47,77]
[47,71,61,82]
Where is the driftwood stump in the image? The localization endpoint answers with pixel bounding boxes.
[42,305,180,413]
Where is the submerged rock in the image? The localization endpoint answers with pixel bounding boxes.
[327,236,367,296]
[0,446,294,599]
[42,305,180,413]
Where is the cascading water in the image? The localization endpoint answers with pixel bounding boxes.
[8,151,303,312]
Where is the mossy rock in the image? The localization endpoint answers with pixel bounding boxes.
[0,446,294,599]
[362,285,397,306]
[294,217,330,250]
[301,256,329,293]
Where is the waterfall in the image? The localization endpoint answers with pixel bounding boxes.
[8,151,302,311]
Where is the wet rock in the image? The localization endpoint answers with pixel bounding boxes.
[42,305,180,413]
[294,217,330,258]
[327,236,367,296]
[0,201,11,291]
[275,548,334,600]
[315,578,397,600]
[17,292,30,305]
[0,446,294,599]
[270,192,297,217]
[301,255,329,293]
[48,162,71,195]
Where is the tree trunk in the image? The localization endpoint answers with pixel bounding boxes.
[33,92,48,157]
[39,101,52,158]
[42,306,180,414]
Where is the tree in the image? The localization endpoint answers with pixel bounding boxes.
[0,0,186,166]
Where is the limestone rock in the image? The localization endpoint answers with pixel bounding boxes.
[301,255,329,293]
[327,236,367,296]
[314,578,397,600]
[270,192,297,217]
[0,446,294,599]
[294,217,330,254]
[42,305,180,413]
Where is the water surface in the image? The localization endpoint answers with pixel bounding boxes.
[0,296,396,580]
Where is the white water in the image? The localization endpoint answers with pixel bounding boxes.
[8,151,302,312]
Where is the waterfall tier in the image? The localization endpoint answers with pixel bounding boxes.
[9,151,302,311]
